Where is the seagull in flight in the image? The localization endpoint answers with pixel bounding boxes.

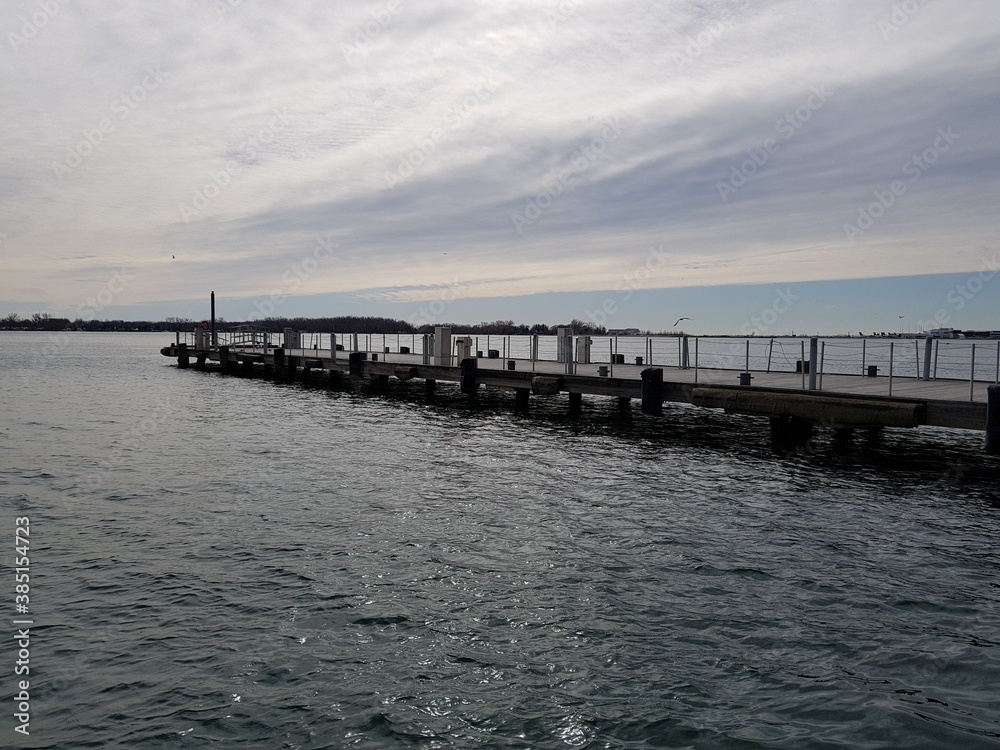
[674,317,691,326]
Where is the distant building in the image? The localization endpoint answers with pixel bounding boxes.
[607,328,641,336]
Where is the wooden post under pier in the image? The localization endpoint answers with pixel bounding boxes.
[515,388,530,412]
[568,392,582,413]
[460,358,477,397]
[370,373,390,394]
[161,334,998,454]
[987,385,1000,455]
[641,368,664,416]
[769,415,815,452]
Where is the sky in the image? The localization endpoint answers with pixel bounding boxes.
[1,0,998,334]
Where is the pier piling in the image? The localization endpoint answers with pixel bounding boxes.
[641,368,664,416]
[160,326,998,454]
[769,415,815,452]
[370,374,390,394]
[987,385,1000,455]
[568,392,583,414]
[460,358,478,396]
[515,388,530,412]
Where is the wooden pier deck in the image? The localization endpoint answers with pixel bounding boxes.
[161,336,1000,451]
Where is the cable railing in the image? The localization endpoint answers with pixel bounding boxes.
[172,329,1000,399]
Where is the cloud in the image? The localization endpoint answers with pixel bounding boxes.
[1,0,998,323]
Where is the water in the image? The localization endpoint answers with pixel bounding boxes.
[2,332,999,748]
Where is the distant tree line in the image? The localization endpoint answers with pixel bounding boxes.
[0,313,196,332]
[229,316,608,335]
[0,313,610,335]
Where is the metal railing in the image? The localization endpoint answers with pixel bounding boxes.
[172,330,1000,400]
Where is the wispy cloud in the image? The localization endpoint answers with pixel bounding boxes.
[0,0,997,324]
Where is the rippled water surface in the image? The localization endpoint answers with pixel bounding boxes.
[2,333,999,749]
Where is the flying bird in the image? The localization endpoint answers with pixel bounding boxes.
[674,317,691,326]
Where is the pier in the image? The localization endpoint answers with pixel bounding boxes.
[161,324,1000,455]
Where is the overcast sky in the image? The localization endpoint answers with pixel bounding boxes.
[1,0,998,332]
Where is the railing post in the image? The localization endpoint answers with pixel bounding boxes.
[970,343,977,401]
[808,337,818,390]
[766,338,773,373]
[682,335,690,370]
[694,337,699,384]
[922,337,932,381]
[889,342,894,396]
[745,339,750,372]
[819,341,825,391]
[800,340,806,389]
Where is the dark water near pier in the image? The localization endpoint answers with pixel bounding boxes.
[2,332,999,749]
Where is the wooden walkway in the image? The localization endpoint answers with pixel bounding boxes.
[161,341,997,442]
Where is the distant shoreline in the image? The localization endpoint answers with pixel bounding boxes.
[3,329,997,340]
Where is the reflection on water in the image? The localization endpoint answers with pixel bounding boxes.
[1,333,998,749]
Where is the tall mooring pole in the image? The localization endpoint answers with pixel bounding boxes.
[210,291,217,347]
